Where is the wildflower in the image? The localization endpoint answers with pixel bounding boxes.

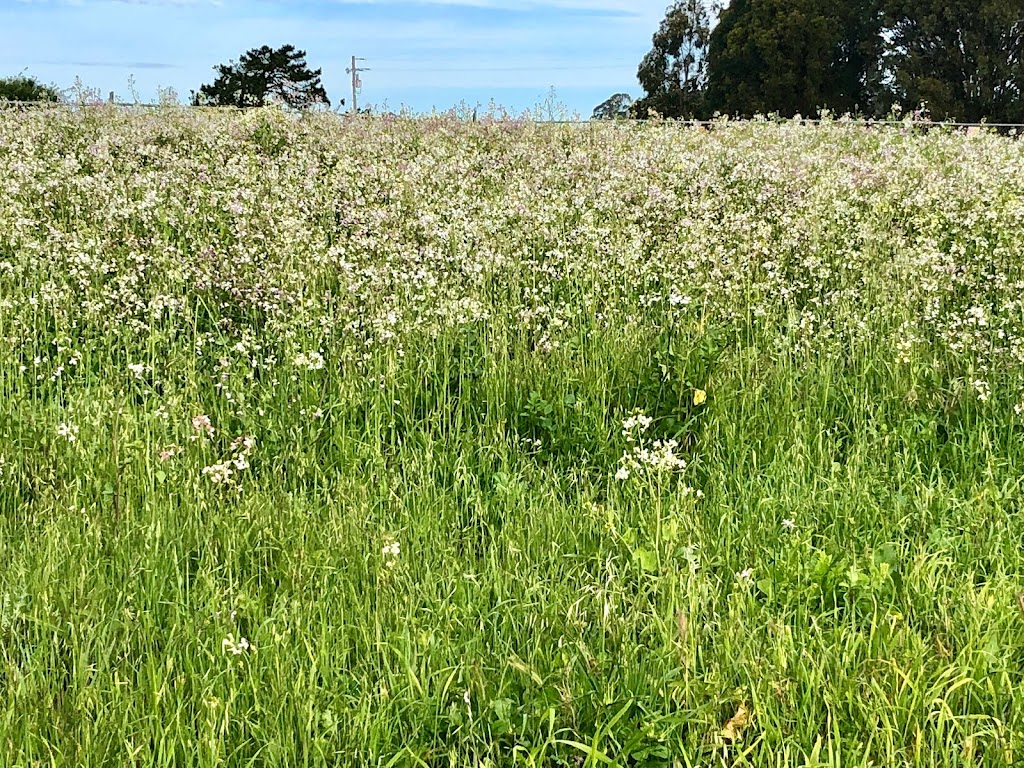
[56,423,79,442]
[647,439,687,471]
[621,412,653,439]
[222,634,251,655]
[294,351,325,371]
[158,445,179,462]
[781,518,796,531]
[191,414,214,437]
[971,379,990,402]
[736,567,754,582]
[230,435,256,454]
[669,292,689,306]
[202,463,233,484]
[615,466,630,481]
[693,389,707,406]
[127,362,148,380]
[382,537,400,568]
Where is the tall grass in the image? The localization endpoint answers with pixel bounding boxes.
[0,108,1022,766]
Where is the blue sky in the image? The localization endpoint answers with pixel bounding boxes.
[1,0,670,117]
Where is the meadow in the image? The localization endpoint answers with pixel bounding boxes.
[0,107,1023,767]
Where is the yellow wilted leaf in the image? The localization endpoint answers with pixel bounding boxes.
[676,611,688,645]
[721,703,750,742]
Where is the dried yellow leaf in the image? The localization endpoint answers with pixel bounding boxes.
[676,611,688,645]
[721,703,750,742]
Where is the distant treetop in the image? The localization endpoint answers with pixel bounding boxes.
[192,45,333,110]
[0,75,62,104]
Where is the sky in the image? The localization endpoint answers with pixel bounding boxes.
[1,0,671,117]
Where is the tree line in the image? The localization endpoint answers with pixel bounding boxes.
[597,0,1023,122]
[0,46,333,110]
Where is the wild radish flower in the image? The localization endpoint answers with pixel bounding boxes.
[382,537,400,568]
[972,379,990,402]
[693,389,707,406]
[202,463,233,484]
[56,423,79,442]
[222,634,251,655]
[621,412,653,440]
[781,518,796,531]
[736,568,754,582]
[615,466,630,481]
[158,445,180,462]
[127,362,148,379]
[230,435,256,454]
[648,440,687,471]
[191,414,214,437]
[294,351,325,370]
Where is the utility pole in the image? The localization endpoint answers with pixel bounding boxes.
[346,56,368,114]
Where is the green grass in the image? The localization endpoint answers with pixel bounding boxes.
[0,108,1022,766]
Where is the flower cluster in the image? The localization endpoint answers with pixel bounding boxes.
[381,536,400,569]
[56,422,79,443]
[294,351,325,371]
[2,111,1024,496]
[222,633,251,655]
[202,435,256,486]
[191,415,215,439]
[616,411,688,481]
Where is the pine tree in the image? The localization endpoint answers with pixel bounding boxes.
[192,45,332,109]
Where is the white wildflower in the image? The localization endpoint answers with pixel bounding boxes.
[382,537,400,568]
[222,634,251,655]
[621,412,653,440]
[56,423,79,442]
[191,414,214,437]
[294,351,325,370]
[202,463,233,484]
[972,379,990,402]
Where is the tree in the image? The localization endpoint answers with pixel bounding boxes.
[634,0,716,118]
[884,0,1024,122]
[592,93,634,119]
[192,45,333,109]
[704,0,885,118]
[0,74,61,103]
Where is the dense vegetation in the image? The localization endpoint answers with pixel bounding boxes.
[632,0,1024,122]
[1,108,1023,766]
[0,75,61,104]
